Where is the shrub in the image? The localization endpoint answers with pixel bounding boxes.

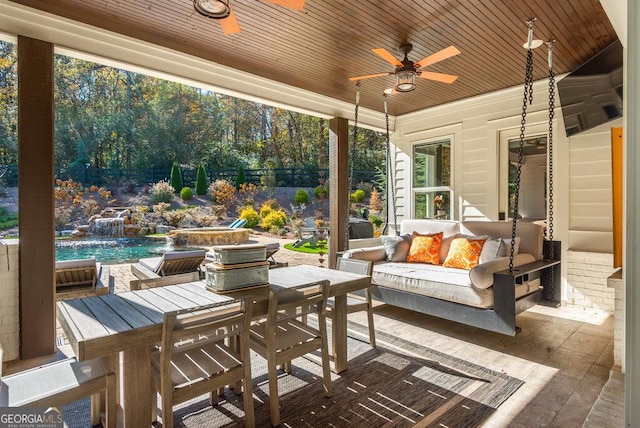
[82,196,100,216]
[195,164,208,195]
[208,179,237,209]
[259,205,273,219]
[369,187,383,212]
[258,199,279,219]
[368,214,383,227]
[180,187,194,201]
[170,162,183,193]
[238,206,260,228]
[120,178,138,194]
[235,165,246,188]
[211,205,227,219]
[263,198,280,210]
[294,189,309,205]
[151,180,175,203]
[163,210,186,228]
[152,202,171,216]
[269,226,287,236]
[350,189,365,203]
[314,185,328,198]
[358,182,374,198]
[0,207,18,230]
[261,209,288,230]
[238,182,259,207]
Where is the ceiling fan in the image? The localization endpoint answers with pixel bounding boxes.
[193,0,305,35]
[350,43,460,93]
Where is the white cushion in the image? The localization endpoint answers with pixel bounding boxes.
[139,257,163,272]
[55,258,96,270]
[162,250,206,261]
[400,219,460,237]
[469,253,535,289]
[343,246,387,262]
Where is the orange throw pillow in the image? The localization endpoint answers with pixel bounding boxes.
[442,237,487,270]
[406,232,443,264]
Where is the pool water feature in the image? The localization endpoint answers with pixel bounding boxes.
[55,237,201,264]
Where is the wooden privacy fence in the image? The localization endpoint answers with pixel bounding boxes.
[1,165,377,189]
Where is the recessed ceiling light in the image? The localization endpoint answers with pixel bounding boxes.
[194,0,230,19]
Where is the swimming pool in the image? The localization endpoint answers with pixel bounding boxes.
[55,237,201,264]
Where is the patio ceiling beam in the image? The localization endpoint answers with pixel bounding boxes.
[0,1,389,132]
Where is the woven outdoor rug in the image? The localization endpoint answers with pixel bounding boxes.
[62,321,523,427]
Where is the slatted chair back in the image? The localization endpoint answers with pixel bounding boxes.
[154,298,255,428]
[55,259,98,288]
[157,252,205,276]
[160,298,250,358]
[336,257,373,276]
[266,280,329,327]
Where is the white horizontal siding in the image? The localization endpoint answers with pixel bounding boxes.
[568,130,613,239]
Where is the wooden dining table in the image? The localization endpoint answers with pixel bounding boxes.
[56,264,371,428]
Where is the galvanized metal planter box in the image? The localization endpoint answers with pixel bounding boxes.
[207,244,267,265]
[205,261,270,292]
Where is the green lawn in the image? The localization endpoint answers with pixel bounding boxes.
[284,241,328,254]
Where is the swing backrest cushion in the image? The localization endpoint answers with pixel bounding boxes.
[399,220,543,261]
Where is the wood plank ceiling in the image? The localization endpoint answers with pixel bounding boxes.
[9,0,617,116]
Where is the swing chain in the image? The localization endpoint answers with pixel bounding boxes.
[510,46,534,273]
[547,41,555,255]
[346,82,360,251]
[546,41,556,300]
[384,94,399,235]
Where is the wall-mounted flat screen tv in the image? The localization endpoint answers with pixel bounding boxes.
[557,40,623,137]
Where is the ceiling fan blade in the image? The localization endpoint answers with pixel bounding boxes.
[349,72,392,81]
[418,71,459,84]
[415,46,460,69]
[220,8,241,34]
[372,48,403,67]
[266,0,305,10]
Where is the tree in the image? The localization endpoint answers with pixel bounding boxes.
[195,164,208,195]
[170,162,183,193]
[235,165,246,188]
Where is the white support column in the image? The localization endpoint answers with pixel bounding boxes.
[625,1,639,425]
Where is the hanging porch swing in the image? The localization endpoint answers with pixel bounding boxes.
[346,19,562,335]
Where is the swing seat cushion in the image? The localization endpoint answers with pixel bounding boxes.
[370,258,539,308]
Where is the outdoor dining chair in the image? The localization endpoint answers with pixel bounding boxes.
[329,258,376,347]
[0,355,116,428]
[151,298,255,428]
[249,280,332,427]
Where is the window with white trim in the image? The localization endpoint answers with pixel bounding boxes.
[413,139,451,220]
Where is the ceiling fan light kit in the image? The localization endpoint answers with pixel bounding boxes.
[194,0,231,19]
[395,71,416,92]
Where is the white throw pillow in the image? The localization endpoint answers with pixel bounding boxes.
[503,237,521,256]
[479,236,506,264]
[381,234,412,261]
